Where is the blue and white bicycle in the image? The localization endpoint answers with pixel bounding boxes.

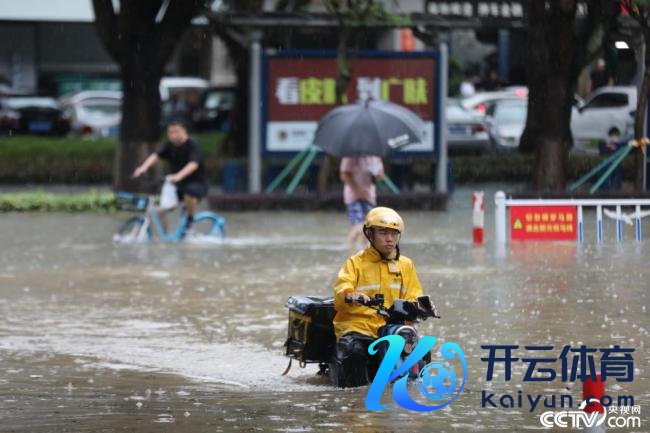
[113,191,226,244]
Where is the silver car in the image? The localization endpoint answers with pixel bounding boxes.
[486,98,528,151]
[446,100,490,153]
[460,87,528,116]
[60,90,122,137]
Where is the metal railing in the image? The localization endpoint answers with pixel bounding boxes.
[495,191,650,244]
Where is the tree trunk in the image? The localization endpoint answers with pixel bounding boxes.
[519,1,577,191]
[216,37,249,158]
[520,1,620,192]
[633,28,650,191]
[92,0,201,192]
[317,25,351,195]
[335,26,352,105]
[115,53,163,192]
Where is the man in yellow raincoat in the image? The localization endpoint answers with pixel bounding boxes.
[332,206,428,387]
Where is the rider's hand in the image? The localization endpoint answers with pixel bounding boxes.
[167,173,182,183]
[132,166,146,178]
[347,292,370,305]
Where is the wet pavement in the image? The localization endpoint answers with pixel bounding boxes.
[0,184,648,432]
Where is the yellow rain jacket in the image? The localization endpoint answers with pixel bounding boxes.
[333,246,423,340]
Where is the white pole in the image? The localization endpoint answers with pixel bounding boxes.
[597,205,603,243]
[636,204,642,241]
[639,39,647,190]
[616,205,623,242]
[578,205,584,243]
[495,191,507,244]
[436,42,448,194]
[248,30,263,193]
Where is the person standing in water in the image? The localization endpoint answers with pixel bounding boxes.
[339,156,384,251]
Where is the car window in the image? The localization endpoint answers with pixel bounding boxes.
[80,101,121,116]
[583,92,628,109]
[205,92,235,110]
[494,103,527,123]
[445,105,466,117]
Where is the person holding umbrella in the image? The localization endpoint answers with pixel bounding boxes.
[340,156,384,251]
[312,98,425,250]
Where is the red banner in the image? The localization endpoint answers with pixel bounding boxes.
[510,205,577,241]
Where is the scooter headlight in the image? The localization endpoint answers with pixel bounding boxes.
[396,326,418,354]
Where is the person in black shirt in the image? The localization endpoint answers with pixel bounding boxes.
[133,120,208,234]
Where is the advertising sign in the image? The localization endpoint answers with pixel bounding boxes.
[263,51,440,155]
[510,205,578,241]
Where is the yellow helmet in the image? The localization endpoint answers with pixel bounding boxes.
[363,207,404,233]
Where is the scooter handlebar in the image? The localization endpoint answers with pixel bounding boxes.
[344,293,384,306]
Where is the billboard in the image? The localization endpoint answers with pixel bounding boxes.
[263,51,440,155]
[510,205,578,241]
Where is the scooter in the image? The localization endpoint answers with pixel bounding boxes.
[283,293,439,387]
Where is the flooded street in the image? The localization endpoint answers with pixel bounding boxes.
[0,185,648,432]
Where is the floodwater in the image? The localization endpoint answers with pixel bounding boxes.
[0,184,648,432]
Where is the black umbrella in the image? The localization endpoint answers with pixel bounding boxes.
[313,99,426,157]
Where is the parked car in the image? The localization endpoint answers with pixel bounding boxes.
[446,100,490,153]
[0,101,20,134]
[60,90,122,137]
[159,77,209,101]
[0,96,70,136]
[486,98,528,151]
[571,86,637,152]
[160,77,209,127]
[460,87,528,116]
[191,86,235,131]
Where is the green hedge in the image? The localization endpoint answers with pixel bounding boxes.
[450,153,636,184]
[0,134,638,186]
[0,191,117,212]
[0,132,225,183]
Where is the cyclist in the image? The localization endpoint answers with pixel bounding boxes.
[133,120,208,236]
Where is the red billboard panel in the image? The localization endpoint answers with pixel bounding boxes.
[510,205,578,241]
[265,53,438,153]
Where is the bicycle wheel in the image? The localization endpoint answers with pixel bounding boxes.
[192,212,226,239]
[113,216,151,243]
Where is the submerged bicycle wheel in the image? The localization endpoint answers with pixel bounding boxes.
[113,216,151,243]
[190,212,226,240]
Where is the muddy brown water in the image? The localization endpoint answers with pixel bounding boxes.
[0,185,648,432]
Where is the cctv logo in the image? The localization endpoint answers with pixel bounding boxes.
[540,399,608,429]
[539,399,643,429]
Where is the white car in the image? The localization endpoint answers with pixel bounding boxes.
[60,90,122,137]
[159,77,209,101]
[159,77,209,125]
[460,87,528,116]
[571,86,637,151]
[486,98,528,151]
